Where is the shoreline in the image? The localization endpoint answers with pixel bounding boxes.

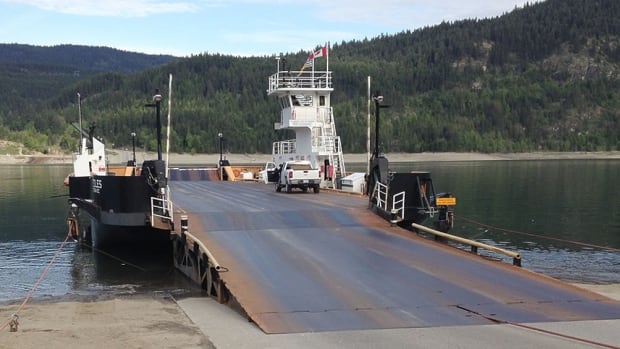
[1,283,618,348]
[1,150,620,166]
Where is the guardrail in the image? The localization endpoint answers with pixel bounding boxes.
[411,222,522,266]
[151,196,173,223]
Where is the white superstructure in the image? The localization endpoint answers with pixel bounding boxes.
[267,55,346,188]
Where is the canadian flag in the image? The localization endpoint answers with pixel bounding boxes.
[313,46,327,58]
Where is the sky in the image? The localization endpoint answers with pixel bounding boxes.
[0,0,536,57]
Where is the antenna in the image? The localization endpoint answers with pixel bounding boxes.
[77,92,82,143]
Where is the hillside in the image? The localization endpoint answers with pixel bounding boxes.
[0,44,178,122]
[0,0,619,155]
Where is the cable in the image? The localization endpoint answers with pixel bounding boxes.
[459,216,620,252]
[0,230,73,332]
[456,305,620,349]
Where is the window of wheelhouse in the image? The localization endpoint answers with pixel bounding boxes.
[279,96,290,109]
[293,95,313,106]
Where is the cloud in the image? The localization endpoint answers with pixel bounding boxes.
[2,0,198,17]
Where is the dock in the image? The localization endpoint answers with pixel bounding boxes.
[168,177,620,339]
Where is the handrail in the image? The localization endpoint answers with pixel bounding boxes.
[411,222,522,266]
[151,196,173,223]
[392,191,406,220]
[375,182,388,211]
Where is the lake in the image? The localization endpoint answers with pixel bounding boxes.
[0,160,618,303]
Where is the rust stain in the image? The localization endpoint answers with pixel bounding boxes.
[171,181,620,334]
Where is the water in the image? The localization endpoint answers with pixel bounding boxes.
[0,161,618,303]
[351,159,620,284]
[0,165,199,304]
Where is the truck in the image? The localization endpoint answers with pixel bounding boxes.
[258,161,278,184]
[275,161,320,193]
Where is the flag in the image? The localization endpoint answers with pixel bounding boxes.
[300,52,314,71]
[313,46,327,59]
[300,45,327,71]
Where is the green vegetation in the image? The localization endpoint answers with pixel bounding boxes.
[0,0,619,154]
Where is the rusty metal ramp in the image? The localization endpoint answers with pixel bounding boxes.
[171,181,620,334]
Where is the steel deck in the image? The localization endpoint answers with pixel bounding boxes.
[171,181,620,334]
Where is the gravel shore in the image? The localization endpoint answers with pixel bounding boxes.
[1,284,618,348]
[2,150,620,166]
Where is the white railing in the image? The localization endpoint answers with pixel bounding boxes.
[375,182,388,211]
[268,70,332,94]
[151,196,173,224]
[392,191,406,220]
[273,140,296,155]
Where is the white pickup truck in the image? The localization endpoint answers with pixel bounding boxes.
[275,161,321,193]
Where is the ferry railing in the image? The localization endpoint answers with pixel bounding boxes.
[375,182,388,211]
[151,196,173,229]
[268,70,332,94]
[392,191,406,223]
[410,222,522,266]
[273,140,296,155]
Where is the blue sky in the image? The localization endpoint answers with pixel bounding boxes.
[0,0,535,57]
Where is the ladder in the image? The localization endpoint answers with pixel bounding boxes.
[321,108,346,182]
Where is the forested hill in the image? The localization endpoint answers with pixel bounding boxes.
[1,0,619,155]
[0,44,178,121]
[0,44,177,72]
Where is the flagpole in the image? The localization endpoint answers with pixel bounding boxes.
[326,42,329,75]
[312,47,315,86]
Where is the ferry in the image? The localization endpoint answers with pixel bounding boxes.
[65,85,173,249]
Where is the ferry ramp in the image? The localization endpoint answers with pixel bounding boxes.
[170,180,620,334]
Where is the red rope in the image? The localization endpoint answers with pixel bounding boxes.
[0,230,73,332]
[459,216,620,252]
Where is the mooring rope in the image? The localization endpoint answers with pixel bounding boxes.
[0,229,73,332]
[459,215,620,252]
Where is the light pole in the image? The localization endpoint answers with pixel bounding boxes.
[145,89,163,161]
[218,132,223,166]
[131,132,136,165]
[372,92,389,158]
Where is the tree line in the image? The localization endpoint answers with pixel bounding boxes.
[0,0,618,155]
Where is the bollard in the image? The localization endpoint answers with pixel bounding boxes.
[9,314,18,332]
[181,215,188,233]
[389,209,398,225]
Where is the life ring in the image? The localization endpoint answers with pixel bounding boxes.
[233,169,241,178]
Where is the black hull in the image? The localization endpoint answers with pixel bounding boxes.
[90,220,171,250]
[68,161,170,250]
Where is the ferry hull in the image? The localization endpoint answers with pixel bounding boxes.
[90,220,170,249]
[68,170,170,249]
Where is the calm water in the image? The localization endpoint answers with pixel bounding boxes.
[0,165,198,304]
[0,161,618,303]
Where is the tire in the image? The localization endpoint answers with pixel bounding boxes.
[313,185,320,194]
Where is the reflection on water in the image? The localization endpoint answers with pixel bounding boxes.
[0,161,618,303]
[0,165,200,304]
[349,159,620,284]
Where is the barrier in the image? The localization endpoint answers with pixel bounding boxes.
[411,222,522,266]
